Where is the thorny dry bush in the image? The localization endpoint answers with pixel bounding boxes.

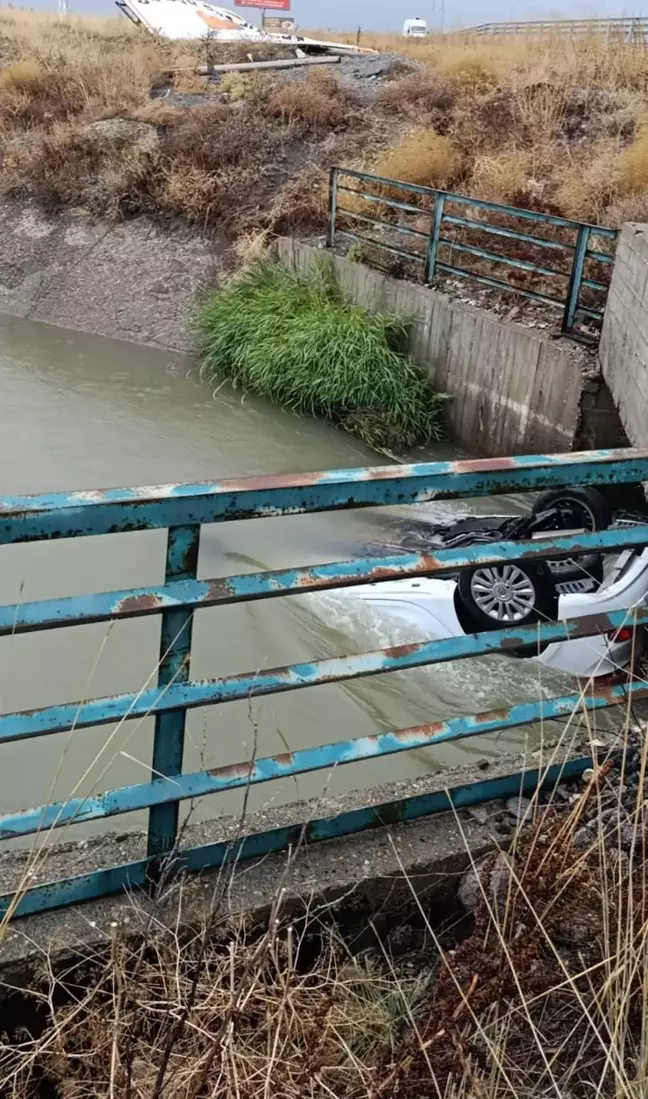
[312,27,648,227]
[2,739,648,1099]
[0,12,381,242]
[0,886,429,1099]
[1,11,648,246]
[376,754,648,1098]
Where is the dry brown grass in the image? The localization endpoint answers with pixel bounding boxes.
[0,10,647,243]
[469,149,536,206]
[268,68,357,131]
[554,140,624,221]
[0,12,377,240]
[619,124,648,193]
[2,731,648,1099]
[371,130,462,189]
[436,52,499,93]
[308,26,648,229]
[267,164,331,235]
[375,68,456,126]
[379,753,648,1099]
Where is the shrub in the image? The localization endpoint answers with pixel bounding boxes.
[0,50,152,132]
[0,121,155,215]
[159,104,244,171]
[267,165,330,235]
[468,146,560,209]
[0,57,88,129]
[156,106,280,230]
[196,261,446,450]
[554,139,622,221]
[372,130,462,189]
[437,54,499,94]
[218,71,267,106]
[469,149,532,205]
[376,70,456,122]
[619,126,648,194]
[267,69,354,131]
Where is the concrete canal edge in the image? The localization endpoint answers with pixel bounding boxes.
[277,238,628,457]
[0,199,219,353]
[0,734,614,980]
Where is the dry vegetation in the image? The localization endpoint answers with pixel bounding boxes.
[0,10,386,242]
[2,735,648,1099]
[334,29,648,227]
[0,10,645,249]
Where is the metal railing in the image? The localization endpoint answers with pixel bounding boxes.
[328,167,618,340]
[2,449,648,919]
[461,17,648,41]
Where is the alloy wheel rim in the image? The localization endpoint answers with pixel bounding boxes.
[470,565,536,622]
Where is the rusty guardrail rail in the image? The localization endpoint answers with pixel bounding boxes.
[461,16,648,41]
[328,167,618,341]
[2,448,648,918]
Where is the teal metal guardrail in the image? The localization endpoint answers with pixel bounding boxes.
[328,167,618,341]
[1,448,648,919]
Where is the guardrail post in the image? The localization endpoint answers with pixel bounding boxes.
[147,523,200,873]
[425,193,445,284]
[327,167,338,249]
[562,224,590,335]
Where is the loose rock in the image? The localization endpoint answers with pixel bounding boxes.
[506,795,532,821]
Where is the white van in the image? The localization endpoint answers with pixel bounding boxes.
[403,17,428,36]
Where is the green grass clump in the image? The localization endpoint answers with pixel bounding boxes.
[196,261,446,450]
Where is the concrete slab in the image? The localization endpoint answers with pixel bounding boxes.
[0,200,224,351]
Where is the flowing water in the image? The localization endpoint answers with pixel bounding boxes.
[0,316,580,840]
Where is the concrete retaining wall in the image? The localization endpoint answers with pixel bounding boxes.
[278,238,611,457]
[599,223,648,447]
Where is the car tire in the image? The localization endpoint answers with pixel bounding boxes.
[531,486,611,531]
[457,561,558,634]
[532,486,610,589]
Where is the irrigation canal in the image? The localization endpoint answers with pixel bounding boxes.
[0,316,587,841]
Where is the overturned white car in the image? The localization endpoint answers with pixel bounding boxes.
[345,488,648,681]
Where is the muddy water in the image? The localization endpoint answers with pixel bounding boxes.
[0,316,578,839]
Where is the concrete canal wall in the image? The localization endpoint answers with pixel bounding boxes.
[278,238,626,458]
[599,223,648,448]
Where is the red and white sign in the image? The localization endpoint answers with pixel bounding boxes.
[235,0,290,9]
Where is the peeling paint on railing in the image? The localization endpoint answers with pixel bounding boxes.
[0,448,645,918]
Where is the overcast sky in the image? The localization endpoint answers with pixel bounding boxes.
[9,0,643,35]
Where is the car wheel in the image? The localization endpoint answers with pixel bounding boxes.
[551,552,604,591]
[531,487,610,588]
[532,486,611,530]
[457,561,557,633]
